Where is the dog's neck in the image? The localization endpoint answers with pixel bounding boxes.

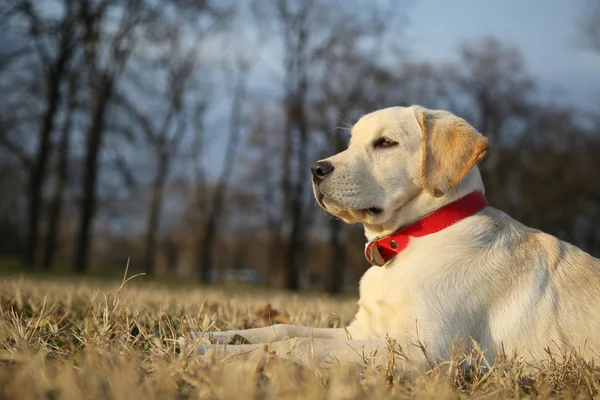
[362,168,486,241]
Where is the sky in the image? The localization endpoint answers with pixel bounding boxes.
[36,0,600,112]
[403,0,600,111]
[198,0,600,180]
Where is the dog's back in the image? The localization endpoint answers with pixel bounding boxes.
[475,207,600,361]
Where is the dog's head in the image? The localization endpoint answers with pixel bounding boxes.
[311,106,489,226]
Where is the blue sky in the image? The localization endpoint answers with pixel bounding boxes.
[404,0,600,110]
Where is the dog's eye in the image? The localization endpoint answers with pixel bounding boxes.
[373,137,397,149]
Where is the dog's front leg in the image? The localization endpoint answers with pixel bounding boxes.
[198,325,351,345]
[198,337,391,368]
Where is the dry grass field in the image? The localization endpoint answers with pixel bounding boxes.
[1,271,599,399]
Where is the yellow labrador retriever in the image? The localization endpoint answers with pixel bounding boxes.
[194,105,600,370]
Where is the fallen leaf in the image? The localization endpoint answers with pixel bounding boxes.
[242,303,289,329]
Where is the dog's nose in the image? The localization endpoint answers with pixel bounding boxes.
[311,160,334,182]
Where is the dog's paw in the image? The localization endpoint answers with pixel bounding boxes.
[178,336,223,356]
[189,331,213,344]
[196,343,219,356]
[180,332,251,355]
[195,342,254,357]
[177,332,212,354]
[199,331,252,345]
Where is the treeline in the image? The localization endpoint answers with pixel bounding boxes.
[0,0,599,292]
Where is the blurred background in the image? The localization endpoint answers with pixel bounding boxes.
[0,0,599,293]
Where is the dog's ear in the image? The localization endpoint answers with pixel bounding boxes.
[415,107,489,197]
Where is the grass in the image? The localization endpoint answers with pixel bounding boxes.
[0,270,599,399]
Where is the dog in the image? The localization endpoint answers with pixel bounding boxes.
[193,105,600,370]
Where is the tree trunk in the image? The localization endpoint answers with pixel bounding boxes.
[42,78,75,270]
[280,112,294,287]
[74,75,113,274]
[261,178,283,286]
[266,222,283,286]
[143,151,168,276]
[198,66,248,283]
[326,218,345,293]
[284,160,309,290]
[199,213,217,282]
[24,66,64,268]
[285,197,303,290]
[326,115,349,293]
[284,90,309,291]
[23,0,74,269]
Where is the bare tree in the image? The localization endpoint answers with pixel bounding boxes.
[247,0,407,289]
[42,70,79,270]
[114,28,196,275]
[393,62,458,110]
[452,37,536,145]
[191,100,208,247]
[240,104,287,285]
[0,0,79,269]
[74,0,151,273]
[255,0,356,289]
[197,61,251,282]
[580,0,600,54]
[312,1,402,293]
[0,2,30,73]
[270,0,312,290]
[141,98,188,276]
[447,37,536,212]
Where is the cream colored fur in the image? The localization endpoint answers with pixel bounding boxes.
[192,105,600,371]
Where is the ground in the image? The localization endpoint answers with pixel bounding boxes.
[0,272,598,399]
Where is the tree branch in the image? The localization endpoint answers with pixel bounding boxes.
[0,129,31,168]
[19,0,51,69]
[113,93,157,143]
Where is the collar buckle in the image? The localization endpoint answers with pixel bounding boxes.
[364,237,387,267]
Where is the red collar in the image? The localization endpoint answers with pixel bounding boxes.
[365,191,488,266]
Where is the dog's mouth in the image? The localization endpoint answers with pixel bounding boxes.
[318,193,383,216]
[314,186,383,217]
[361,207,383,215]
[315,190,327,210]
